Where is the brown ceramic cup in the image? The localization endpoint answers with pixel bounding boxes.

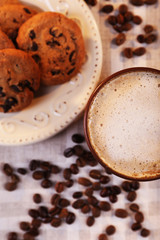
[84,67,160,181]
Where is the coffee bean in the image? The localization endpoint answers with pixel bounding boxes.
[51,164,61,174]
[31,219,41,228]
[3,163,13,176]
[131,222,142,231]
[65,179,74,188]
[100,187,112,197]
[111,185,121,195]
[51,217,62,227]
[88,196,98,207]
[127,191,137,201]
[81,204,91,214]
[55,182,65,193]
[98,233,108,240]
[11,174,20,184]
[124,11,133,22]
[4,182,17,191]
[122,22,133,31]
[121,181,132,192]
[28,209,39,219]
[73,191,83,199]
[78,177,92,187]
[117,14,125,25]
[145,33,157,44]
[33,193,42,204]
[145,0,157,4]
[99,201,111,211]
[59,208,68,218]
[28,227,39,236]
[51,194,60,206]
[63,168,72,180]
[63,147,75,157]
[91,206,101,218]
[144,24,154,33]
[133,15,142,25]
[76,157,86,167]
[73,145,84,156]
[100,4,114,14]
[39,161,50,171]
[86,216,95,226]
[106,225,116,235]
[19,221,30,231]
[41,179,52,188]
[84,0,97,6]
[115,33,126,46]
[58,198,70,208]
[32,170,44,180]
[49,206,61,216]
[129,203,139,212]
[23,233,35,240]
[92,182,101,191]
[131,181,140,190]
[70,163,79,174]
[66,212,76,224]
[123,48,133,58]
[115,209,128,218]
[130,0,144,6]
[84,187,93,197]
[72,199,86,209]
[71,133,85,143]
[99,175,110,184]
[140,228,150,237]
[42,216,52,224]
[107,15,117,25]
[17,168,27,175]
[89,169,101,179]
[133,47,146,56]
[38,206,49,218]
[137,34,145,43]
[119,4,128,14]
[135,211,144,223]
[7,232,18,240]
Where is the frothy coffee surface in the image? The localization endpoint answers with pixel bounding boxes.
[87,70,160,179]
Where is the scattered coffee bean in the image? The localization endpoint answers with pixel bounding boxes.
[78,177,92,187]
[28,227,39,236]
[51,164,61,174]
[32,170,44,180]
[73,145,84,156]
[129,203,139,212]
[122,22,133,31]
[28,209,39,219]
[38,206,49,218]
[17,168,27,175]
[19,221,30,231]
[145,33,157,44]
[92,182,101,191]
[76,157,86,167]
[59,208,68,218]
[84,187,93,197]
[7,232,18,240]
[63,147,75,157]
[121,181,132,192]
[137,34,145,43]
[130,0,144,6]
[66,212,76,224]
[99,175,110,184]
[111,185,121,195]
[31,219,41,228]
[50,193,60,206]
[81,204,91,214]
[89,169,101,179]
[49,206,61,216]
[115,208,128,218]
[51,217,62,227]
[131,222,142,231]
[3,163,13,176]
[55,182,65,193]
[58,198,70,208]
[11,174,20,184]
[84,0,97,6]
[86,216,95,227]
[71,133,85,143]
[107,15,117,25]
[91,206,101,218]
[41,179,52,188]
[65,179,74,188]
[119,4,128,14]
[33,193,42,204]
[23,232,35,240]
[29,160,40,171]
[133,15,142,25]
[117,14,125,25]
[131,181,140,190]
[123,48,133,58]
[127,191,137,201]
[106,225,116,235]
[100,4,114,14]
[4,182,17,191]
[70,163,79,174]
[72,199,86,209]
[140,228,150,237]
[115,33,126,45]
[144,24,154,33]
[135,211,144,223]
[88,196,99,207]
[100,187,111,197]
[99,201,111,211]
[109,194,118,203]
[98,233,108,240]
[133,47,146,56]
[73,191,83,199]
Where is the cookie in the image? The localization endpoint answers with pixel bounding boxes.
[0,29,15,49]
[0,49,40,113]
[0,4,37,42]
[16,12,86,86]
[0,0,20,6]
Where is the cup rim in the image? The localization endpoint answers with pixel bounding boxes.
[84,67,160,181]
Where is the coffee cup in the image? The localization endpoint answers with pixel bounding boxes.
[84,67,160,181]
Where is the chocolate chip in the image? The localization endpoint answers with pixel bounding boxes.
[29,30,36,40]
[7,232,18,240]
[67,67,75,75]
[69,51,76,63]
[106,225,116,235]
[10,85,21,93]
[32,54,41,63]
[33,193,42,204]
[119,4,128,14]
[100,4,114,14]
[140,228,150,237]
[49,28,63,37]
[46,40,60,47]
[86,216,95,226]
[23,7,31,14]
[127,191,137,202]
[4,97,18,112]
[115,208,128,218]
[31,41,38,51]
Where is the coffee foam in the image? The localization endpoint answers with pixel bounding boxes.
[87,70,160,179]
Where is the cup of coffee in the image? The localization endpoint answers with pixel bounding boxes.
[84,67,160,181]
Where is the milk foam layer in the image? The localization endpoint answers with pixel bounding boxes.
[87,71,160,179]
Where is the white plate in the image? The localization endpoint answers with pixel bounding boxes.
[0,0,102,145]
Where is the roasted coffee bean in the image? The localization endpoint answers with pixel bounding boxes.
[83,151,98,166]
[98,233,108,240]
[81,204,91,214]
[144,0,157,4]
[131,181,140,190]
[41,179,52,188]
[78,177,92,187]
[23,233,35,240]
[51,217,62,227]
[63,147,75,157]
[71,133,85,143]
[133,47,146,56]
[100,187,112,197]
[28,227,39,236]
[88,196,98,207]
[123,48,133,58]
[29,30,36,39]
[137,34,145,43]
[109,194,118,203]
[84,187,93,197]
[43,170,51,179]
[115,33,126,45]
[73,145,84,156]
[33,193,42,204]
[19,221,30,231]
[51,164,61,174]
[51,194,60,206]
[100,4,114,14]
[130,0,144,6]
[66,212,76,224]
[4,182,17,191]
[113,25,123,33]
[131,222,142,231]
[107,15,117,25]
[122,23,132,31]
[72,199,86,209]
[3,163,13,176]
[84,0,97,6]
[92,182,101,191]
[117,14,125,25]
[99,175,110,184]
[38,206,48,218]
[40,161,50,171]
[86,216,95,227]
[7,232,18,240]
[31,41,38,51]
[121,181,132,192]
[49,206,61,216]
[119,4,128,14]
[76,157,86,167]
[133,15,142,25]
[32,170,44,180]
[129,203,139,212]
[140,228,150,237]
[106,225,116,235]
[58,198,70,208]
[65,179,74,188]
[127,191,137,201]
[42,216,52,224]
[28,209,39,219]
[31,219,41,228]
[55,182,65,193]
[70,163,79,174]
[115,209,128,218]
[124,11,133,22]
[59,208,68,218]
[89,169,101,179]
[11,174,20,184]
[73,191,83,199]
[99,201,111,211]
[91,206,101,218]
[111,185,121,195]
[144,24,154,33]
[63,168,72,180]
[17,168,27,175]
[145,33,157,44]
[135,211,144,223]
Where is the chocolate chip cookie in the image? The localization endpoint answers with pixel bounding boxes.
[0,0,20,6]
[0,4,37,42]
[16,12,86,86]
[0,49,40,113]
[0,29,15,49]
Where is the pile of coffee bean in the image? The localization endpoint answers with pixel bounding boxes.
[2,133,150,240]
